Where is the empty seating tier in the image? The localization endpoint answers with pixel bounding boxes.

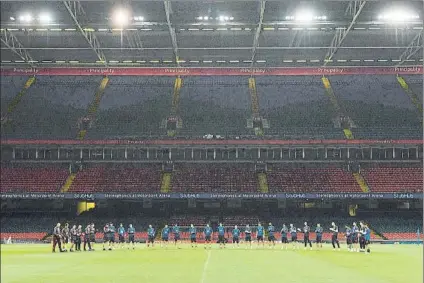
[0,167,68,193]
[362,167,423,192]
[267,167,361,193]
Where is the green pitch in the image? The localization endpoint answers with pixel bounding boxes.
[1,243,422,283]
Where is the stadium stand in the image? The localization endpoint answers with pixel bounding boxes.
[362,166,423,192]
[267,165,362,193]
[0,166,69,192]
[172,164,258,192]
[69,164,162,193]
[1,76,422,140]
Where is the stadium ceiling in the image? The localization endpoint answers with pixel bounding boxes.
[0,0,423,68]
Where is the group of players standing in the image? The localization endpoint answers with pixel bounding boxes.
[52,220,371,253]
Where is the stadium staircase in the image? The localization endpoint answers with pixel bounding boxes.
[2,76,36,122]
[257,173,269,193]
[60,174,76,193]
[366,223,387,240]
[77,76,109,140]
[160,172,172,193]
[168,77,182,137]
[396,75,423,122]
[248,77,263,136]
[321,76,354,139]
[353,173,370,193]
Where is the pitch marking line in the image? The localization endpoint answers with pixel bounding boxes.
[200,250,212,283]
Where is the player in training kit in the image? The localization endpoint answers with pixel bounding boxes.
[189,224,197,248]
[256,223,265,247]
[52,223,64,253]
[217,223,226,248]
[161,225,170,248]
[267,223,276,248]
[84,224,92,251]
[289,224,299,249]
[76,225,83,251]
[173,224,181,248]
[351,222,359,252]
[204,224,213,249]
[128,224,136,249]
[118,224,126,249]
[280,224,288,250]
[89,223,95,250]
[232,225,240,248]
[102,224,109,250]
[245,225,252,249]
[364,225,371,253]
[330,222,340,250]
[315,224,323,249]
[345,226,353,251]
[127,224,135,250]
[147,225,155,247]
[70,225,77,252]
[61,223,70,251]
[359,222,371,253]
[303,222,312,250]
[109,223,116,250]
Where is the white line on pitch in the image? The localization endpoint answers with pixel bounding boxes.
[200,250,212,283]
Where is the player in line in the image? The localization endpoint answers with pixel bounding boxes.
[108,223,116,250]
[161,225,170,248]
[289,224,300,249]
[303,222,312,250]
[245,224,252,249]
[118,224,126,249]
[83,224,93,251]
[345,225,353,252]
[256,223,265,248]
[128,224,136,249]
[268,223,276,248]
[173,224,181,249]
[204,224,213,249]
[147,225,155,248]
[315,224,323,249]
[330,222,341,251]
[280,224,288,250]
[189,224,198,248]
[352,222,360,252]
[61,223,70,252]
[232,225,240,248]
[52,223,64,253]
[217,223,226,249]
[89,223,95,250]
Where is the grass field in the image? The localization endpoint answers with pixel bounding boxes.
[1,243,422,283]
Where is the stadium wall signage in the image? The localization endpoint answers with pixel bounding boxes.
[1,139,422,146]
[0,192,421,200]
[0,66,422,76]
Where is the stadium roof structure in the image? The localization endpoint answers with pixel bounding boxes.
[0,0,423,69]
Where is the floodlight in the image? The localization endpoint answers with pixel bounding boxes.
[295,11,314,22]
[203,16,209,20]
[112,8,130,27]
[224,16,229,21]
[39,13,52,24]
[378,9,419,22]
[10,16,15,21]
[229,17,234,20]
[134,16,144,21]
[219,16,225,21]
[196,16,203,20]
[19,14,33,23]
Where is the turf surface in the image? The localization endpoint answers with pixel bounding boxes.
[1,243,422,283]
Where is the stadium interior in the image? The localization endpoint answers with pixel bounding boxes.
[0,0,423,255]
